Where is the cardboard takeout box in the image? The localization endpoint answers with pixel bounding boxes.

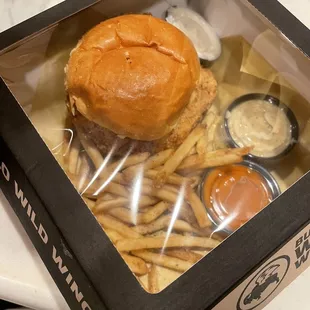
[0,0,310,309]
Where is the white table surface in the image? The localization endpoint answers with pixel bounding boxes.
[0,0,310,309]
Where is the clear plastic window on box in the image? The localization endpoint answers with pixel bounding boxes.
[0,0,309,294]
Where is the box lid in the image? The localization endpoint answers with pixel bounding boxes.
[0,0,99,54]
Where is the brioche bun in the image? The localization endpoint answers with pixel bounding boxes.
[66,14,200,141]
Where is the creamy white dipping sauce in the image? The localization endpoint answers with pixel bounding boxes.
[227,100,292,158]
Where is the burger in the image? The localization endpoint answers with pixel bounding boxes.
[65,14,217,155]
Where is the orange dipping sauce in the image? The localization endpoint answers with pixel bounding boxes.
[203,165,272,231]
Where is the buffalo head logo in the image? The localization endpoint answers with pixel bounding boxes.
[237,256,290,310]
[244,265,280,305]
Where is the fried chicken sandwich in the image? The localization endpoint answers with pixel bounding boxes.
[65,14,217,155]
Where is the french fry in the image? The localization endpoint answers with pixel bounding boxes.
[143,149,174,169]
[186,189,211,228]
[148,265,159,294]
[164,249,203,264]
[142,178,155,187]
[145,170,192,187]
[141,184,180,204]
[94,196,159,213]
[123,149,174,178]
[76,128,104,170]
[75,154,92,193]
[68,136,81,174]
[61,137,71,160]
[123,170,192,186]
[68,172,125,197]
[196,112,217,155]
[188,147,197,156]
[190,176,201,188]
[155,126,205,185]
[132,250,192,272]
[96,181,130,198]
[121,253,149,276]
[133,202,169,224]
[116,235,221,252]
[101,153,151,181]
[104,229,124,243]
[108,202,169,225]
[133,215,206,235]
[97,214,142,238]
[206,116,221,152]
[177,147,252,173]
[133,215,171,235]
[95,198,129,213]
[75,155,82,175]
[96,193,117,201]
[82,197,96,211]
[108,207,141,224]
[168,204,197,224]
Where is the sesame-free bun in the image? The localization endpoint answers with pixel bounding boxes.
[66,14,200,141]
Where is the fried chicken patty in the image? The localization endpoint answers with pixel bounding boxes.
[74,68,217,156]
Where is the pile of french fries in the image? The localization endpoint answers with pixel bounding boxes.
[61,108,251,293]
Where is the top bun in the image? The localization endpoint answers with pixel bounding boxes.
[66,14,200,141]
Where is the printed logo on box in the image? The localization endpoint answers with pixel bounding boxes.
[237,256,290,310]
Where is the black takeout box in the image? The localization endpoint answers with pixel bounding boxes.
[1,1,310,309]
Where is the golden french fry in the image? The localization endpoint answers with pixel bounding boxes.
[156,126,205,185]
[186,189,211,228]
[108,202,169,225]
[76,125,129,184]
[138,202,169,223]
[96,181,130,198]
[108,207,140,224]
[76,128,104,170]
[97,214,142,238]
[75,154,92,193]
[164,249,203,264]
[144,149,174,169]
[145,170,192,187]
[67,169,126,197]
[61,137,71,160]
[96,193,117,201]
[94,196,159,213]
[188,147,197,156]
[132,250,191,272]
[179,154,243,173]
[190,176,201,188]
[168,204,197,224]
[98,172,126,186]
[124,170,192,187]
[206,116,221,152]
[123,149,174,178]
[142,178,155,187]
[177,147,252,173]
[133,215,206,235]
[141,184,180,204]
[95,198,129,213]
[196,112,217,155]
[133,215,170,235]
[75,155,82,175]
[148,265,159,294]
[101,153,151,181]
[121,253,149,276]
[196,138,209,156]
[116,235,221,252]
[104,229,124,243]
[68,136,81,174]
